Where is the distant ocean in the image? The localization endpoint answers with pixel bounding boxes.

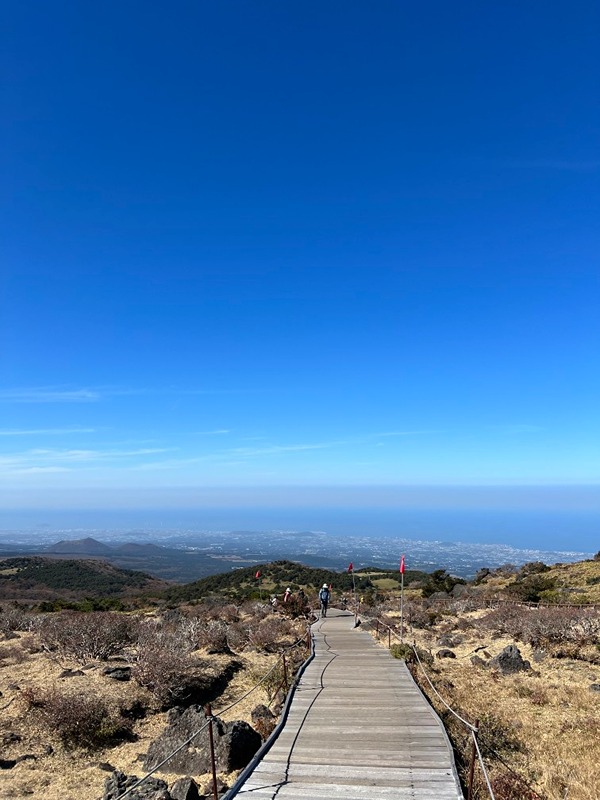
[1,507,597,556]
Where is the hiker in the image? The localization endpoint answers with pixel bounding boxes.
[270,595,278,609]
[319,584,330,618]
[283,587,292,603]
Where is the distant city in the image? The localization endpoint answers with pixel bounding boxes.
[0,524,594,582]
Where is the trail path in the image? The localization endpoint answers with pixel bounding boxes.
[232,609,464,799]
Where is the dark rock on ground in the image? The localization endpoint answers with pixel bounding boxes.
[251,704,275,725]
[0,759,17,770]
[206,644,233,656]
[489,644,531,675]
[170,777,201,800]
[104,666,132,681]
[436,649,456,659]
[156,660,243,710]
[590,684,600,692]
[59,668,85,678]
[251,703,276,740]
[144,708,261,775]
[97,762,116,772]
[437,634,463,648]
[470,655,486,668]
[103,770,171,800]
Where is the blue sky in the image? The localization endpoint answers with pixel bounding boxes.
[1,1,599,512]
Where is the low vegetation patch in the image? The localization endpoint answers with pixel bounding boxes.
[21,685,133,749]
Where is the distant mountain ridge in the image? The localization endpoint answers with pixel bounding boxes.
[45,537,170,557]
[46,537,113,555]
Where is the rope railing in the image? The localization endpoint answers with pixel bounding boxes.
[364,612,553,800]
[471,729,496,800]
[408,638,477,732]
[485,596,600,609]
[100,629,312,800]
[358,618,504,800]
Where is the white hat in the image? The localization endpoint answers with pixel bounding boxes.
[323,584,328,589]
[286,587,291,592]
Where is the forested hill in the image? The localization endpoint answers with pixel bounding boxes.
[162,559,428,603]
[0,557,169,602]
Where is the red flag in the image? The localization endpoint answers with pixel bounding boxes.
[348,562,353,573]
[255,570,261,579]
[400,555,405,575]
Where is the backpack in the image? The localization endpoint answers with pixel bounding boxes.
[319,588,329,602]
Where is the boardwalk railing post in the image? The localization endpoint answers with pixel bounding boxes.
[205,704,219,800]
[282,652,288,691]
[467,719,480,800]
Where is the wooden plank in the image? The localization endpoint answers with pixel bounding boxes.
[230,610,464,799]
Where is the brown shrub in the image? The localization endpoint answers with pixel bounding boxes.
[35,611,136,661]
[21,685,132,749]
[0,605,33,634]
[132,643,201,709]
[0,643,29,665]
[226,621,251,652]
[248,616,293,652]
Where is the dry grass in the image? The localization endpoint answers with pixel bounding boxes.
[0,608,309,800]
[376,604,600,800]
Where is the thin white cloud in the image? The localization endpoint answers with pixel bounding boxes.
[0,388,101,403]
[12,466,72,474]
[0,447,175,474]
[193,429,231,435]
[0,427,96,436]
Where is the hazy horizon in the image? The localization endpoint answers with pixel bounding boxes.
[2,501,598,554]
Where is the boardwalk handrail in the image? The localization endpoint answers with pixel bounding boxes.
[101,630,312,800]
[360,614,496,800]
[222,623,318,799]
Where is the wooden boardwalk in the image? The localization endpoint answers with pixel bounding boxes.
[232,609,464,800]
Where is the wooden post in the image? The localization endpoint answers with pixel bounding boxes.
[467,719,480,800]
[282,652,288,691]
[388,627,391,649]
[376,619,379,636]
[205,704,219,800]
